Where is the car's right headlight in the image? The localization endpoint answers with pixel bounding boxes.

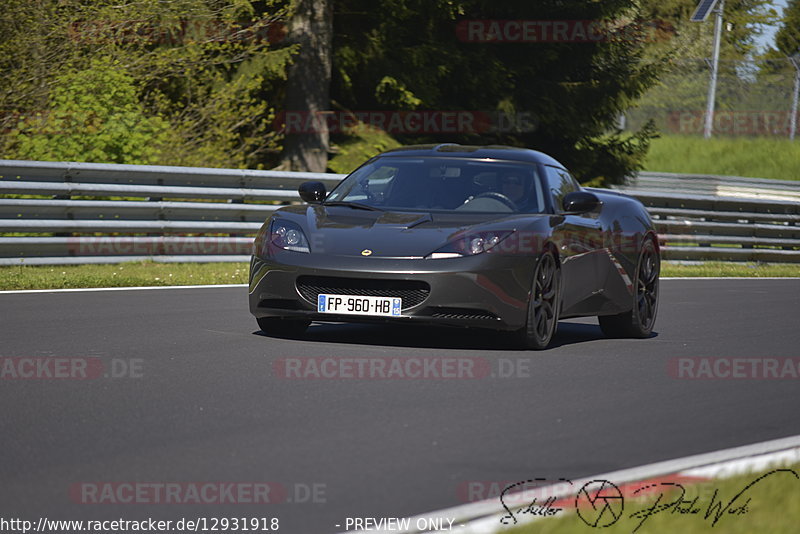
[425,230,514,259]
[255,219,311,256]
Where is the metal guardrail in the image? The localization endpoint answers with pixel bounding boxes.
[623,187,800,263]
[628,171,800,203]
[0,160,345,265]
[0,160,798,265]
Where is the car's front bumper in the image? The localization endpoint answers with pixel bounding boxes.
[248,250,542,330]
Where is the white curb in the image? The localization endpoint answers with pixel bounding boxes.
[351,434,800,534]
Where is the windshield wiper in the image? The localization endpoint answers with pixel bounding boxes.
[323,201,383,211]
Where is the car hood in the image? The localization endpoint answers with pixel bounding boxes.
[272,205,547,257]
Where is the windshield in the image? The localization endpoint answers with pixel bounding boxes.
[325,157,546,214]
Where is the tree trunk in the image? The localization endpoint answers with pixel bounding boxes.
[280,0,332,172]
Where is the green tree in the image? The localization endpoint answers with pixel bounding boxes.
[0,0,292,168]
[7,58,169,164]
[772,0,800,57]
[332,0,665,184]
[639,0,777,58]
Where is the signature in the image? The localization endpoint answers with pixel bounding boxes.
[499,479,571,525]
[627,469,799,532]
[496,469,799,531]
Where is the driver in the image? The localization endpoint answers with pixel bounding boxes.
[500,173,526,205]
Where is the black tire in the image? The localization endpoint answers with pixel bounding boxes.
[515,251,561,350]
[599,238,659,338]
[256,317,311,337]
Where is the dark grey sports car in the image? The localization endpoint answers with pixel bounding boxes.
[249,144,659,349]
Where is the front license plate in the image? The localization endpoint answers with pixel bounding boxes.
[317,294,402,317]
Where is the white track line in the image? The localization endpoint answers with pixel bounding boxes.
[1,278,797,295]
[683,447,800,479]
[0,284,247,294]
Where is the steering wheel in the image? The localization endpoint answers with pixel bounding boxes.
[471,191,518,210]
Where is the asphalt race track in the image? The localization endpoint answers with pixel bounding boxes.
[1,279,799,533]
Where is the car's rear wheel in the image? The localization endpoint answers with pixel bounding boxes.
[515,251,560,350]
[598,238,659,338]
[256,317,311,337]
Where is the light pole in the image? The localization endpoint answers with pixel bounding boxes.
[790,54,799,141]
[703,0,725,139]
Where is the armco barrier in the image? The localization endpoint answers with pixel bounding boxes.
[628,171,800,202]
[618,188,800,263]
[0,160,344,265]
[0,160,798,265]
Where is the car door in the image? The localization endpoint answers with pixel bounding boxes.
[543,165,604,316]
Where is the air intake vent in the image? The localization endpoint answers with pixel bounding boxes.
[426,307,499,321]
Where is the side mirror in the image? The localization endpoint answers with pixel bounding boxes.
[562,191,600,214]
[298,181,327,204]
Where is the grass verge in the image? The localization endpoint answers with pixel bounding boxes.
[507,462,800,534]
[0,260,797,291]
[644,135,800,181]
[0,261,249,290]
[661,261,800,277]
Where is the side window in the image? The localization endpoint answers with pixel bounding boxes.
[561,170,581,193]
[544,166,578,212]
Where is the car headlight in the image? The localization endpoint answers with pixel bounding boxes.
[256,219,311,255]
[426,230,514,259]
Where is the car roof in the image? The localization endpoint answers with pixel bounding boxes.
[376,144,565,167]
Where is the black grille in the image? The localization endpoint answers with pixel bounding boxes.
[258,299,304,310]
[425,307,498,321]
[296,275,430,310]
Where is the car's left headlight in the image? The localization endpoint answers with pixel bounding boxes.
[255,219,311,256]
[426,230,514,259]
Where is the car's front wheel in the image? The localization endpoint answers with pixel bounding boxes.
[256,317,311,337]
[515,251,561,350]
[598,238,659,338]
